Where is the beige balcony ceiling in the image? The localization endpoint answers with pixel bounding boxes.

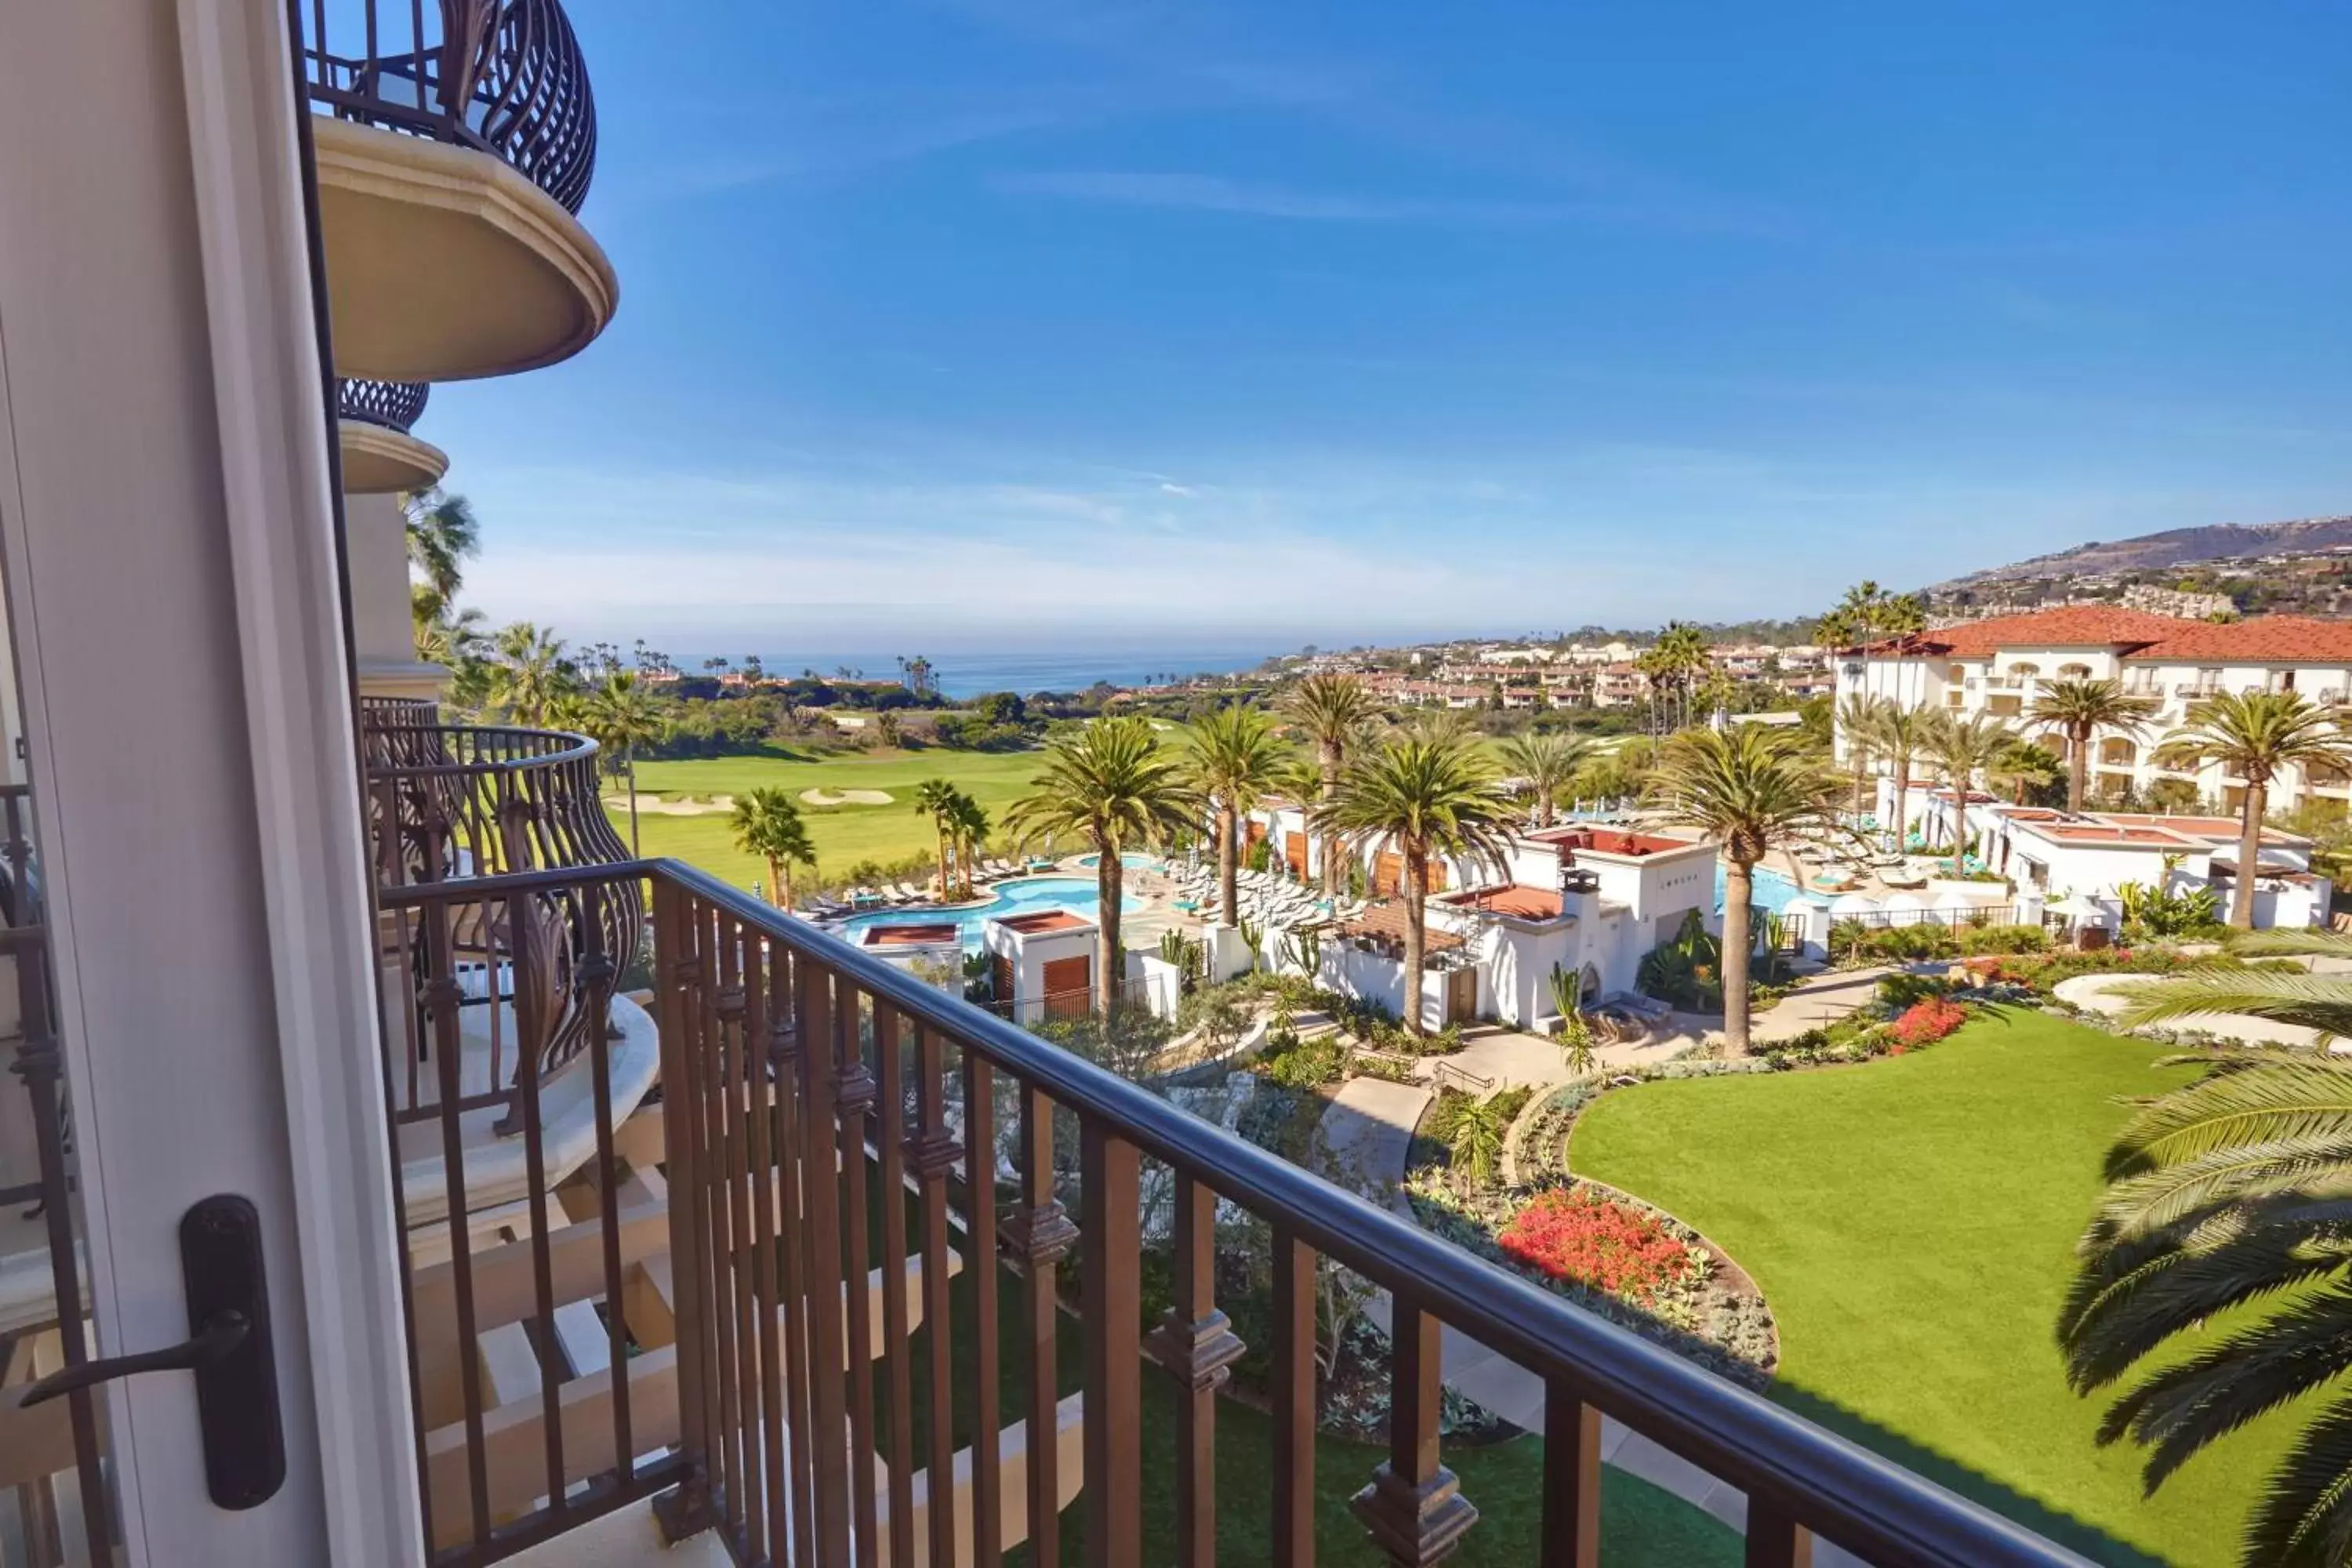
[339,417,449,494]
[314,116,617,383]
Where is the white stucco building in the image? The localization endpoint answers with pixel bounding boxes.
[1836,604,2352,815]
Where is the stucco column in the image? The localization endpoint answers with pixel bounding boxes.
[345,489,446,699]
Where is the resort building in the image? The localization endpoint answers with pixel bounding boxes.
[0,5,2085,1566]
[1837,604,2352,815]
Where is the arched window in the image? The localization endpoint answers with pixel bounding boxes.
[2008,662,2042,677]
[2099,738,2137,768]
[2058,662,2092,678]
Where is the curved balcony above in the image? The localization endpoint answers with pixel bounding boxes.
[336,378,447,493]
[303,1,616,383]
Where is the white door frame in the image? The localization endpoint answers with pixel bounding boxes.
[0,1,419,1562]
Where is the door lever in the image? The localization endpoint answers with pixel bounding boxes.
[14,1194,284,1508]
[20,1309,248,1406]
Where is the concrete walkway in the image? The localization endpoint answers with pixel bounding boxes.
[1751,965,1893,1044]
[1312,1075,1432,1204]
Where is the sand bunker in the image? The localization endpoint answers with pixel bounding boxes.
[604,792,735,816]
[800,788,895,807]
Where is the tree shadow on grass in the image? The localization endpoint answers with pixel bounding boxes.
[1767,1381,2171,1568]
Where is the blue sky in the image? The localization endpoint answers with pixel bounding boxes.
[426,0,2352,654]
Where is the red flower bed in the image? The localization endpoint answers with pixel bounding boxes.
[1496,1187,1697,1301]
[1890,997,1969,1048]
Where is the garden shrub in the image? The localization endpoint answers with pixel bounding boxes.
[1875,972,1951,1010]
[1497,1187,1706,1304]
[1259,1033,1348,1089]
[1889,998,1969,1049]
[1957,923,2049,956]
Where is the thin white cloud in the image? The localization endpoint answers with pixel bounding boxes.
[991,169,1635,225]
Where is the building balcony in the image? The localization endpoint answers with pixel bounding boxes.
[301,0,617,383]
[336,376,448,493]
[358,831,2083,1566]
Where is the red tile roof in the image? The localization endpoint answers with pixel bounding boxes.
[997,910,1091,935]
[1526,826,1708,858]
[1865,607,2352,665]
[860,922,961,948]
[1442,884,1566,920]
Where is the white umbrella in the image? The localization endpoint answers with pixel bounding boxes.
[2052,891,2111,924]
[1827,892,1881,918]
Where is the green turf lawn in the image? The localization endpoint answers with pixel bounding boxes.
[887,1228,1740,1565]
[607,745,1051,889]
[1570,1010,2296,1567]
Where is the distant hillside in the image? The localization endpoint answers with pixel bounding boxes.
[1935,516,2352,591]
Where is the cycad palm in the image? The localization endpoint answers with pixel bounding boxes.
[582,671,665,851]
[2029,679,2158,813]
[1646,726,1840,1056]
[1282,675,1377,896]
[1006,718,1197,1018]
[2063,934,2352,1566]
[730,787,816,909]
[1311,732,1514,1036]
[1185,705,1291,929]
[1498,731,1595,829]
[1446,1097,1510,1189]
[2157,692,2352,927]
[1923,711,2015,855]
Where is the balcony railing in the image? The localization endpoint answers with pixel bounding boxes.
[300,0,598,214]
[379,857,2080,1568]
[362,718,635,1124]
[337,376,432,433]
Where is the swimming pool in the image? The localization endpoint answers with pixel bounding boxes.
[1714,862,1805,916]
[836,876,1140,949]
[1074,851,1159,870]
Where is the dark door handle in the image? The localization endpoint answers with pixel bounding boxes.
[13,1195,285,1509]
[20,1309,249,1406]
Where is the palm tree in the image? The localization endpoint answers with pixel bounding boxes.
[1815,580,1926,648]
[402,488,478,604]
[1922,711,2015,856]
[1860,700,1933,848]
[948,790,990,898]
[2028,679,2159,813]
[1281,674,1377,897]
[912,778,960,898]
[2060,935,2352,1566]
[1185,705,1292,929]
[1312,732,1514,1036]
[582,670,666,851]
[411,586,487,667]
[1006,717,1197,1018]
[1646,726,1841,1057]
[730,787,816,909]
[1498,731,1595,828]
[1445,1096,1510,1189]
[491,622,571,728]
[1993,735,2066,806]
[2156,691,2352,927]
[1833,694,1883,817]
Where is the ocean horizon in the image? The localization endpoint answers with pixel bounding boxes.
[684,647,1284,700]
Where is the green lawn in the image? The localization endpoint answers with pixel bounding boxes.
[1569,1011,2296,1567]
[608,745,1051,889]
[892,1227,1740,1566]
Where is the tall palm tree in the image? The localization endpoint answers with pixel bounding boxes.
[730,787,816,909]
[2028,678,2159,813]
[401,488,478,604]
[1006,717,1197,1018]
[1498,731,1595,828]
[1833,694,1883,817]
[1860,700,1933,848]
[912,777,960,898]
[2060,931,2352,1566]
[2157,691,2352,927]
[1646,726,1841,1057]
[1815,580,1928,648]
[411,585,487,667]
[948,790,990,899]
[582,670,666,851]
[1312,732,1514,1036]
[491,622,570,728]
[1185,704,1291,929]
[1281,674,1377,897]
[1922,711,2015,856]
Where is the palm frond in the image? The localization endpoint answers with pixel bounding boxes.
[2230,929,2352,960]
[2101,1055,2352,1177]
[2114,971,2352,1042]
[2092,1134,2352,1240]
[2245,1388,2352,1566]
